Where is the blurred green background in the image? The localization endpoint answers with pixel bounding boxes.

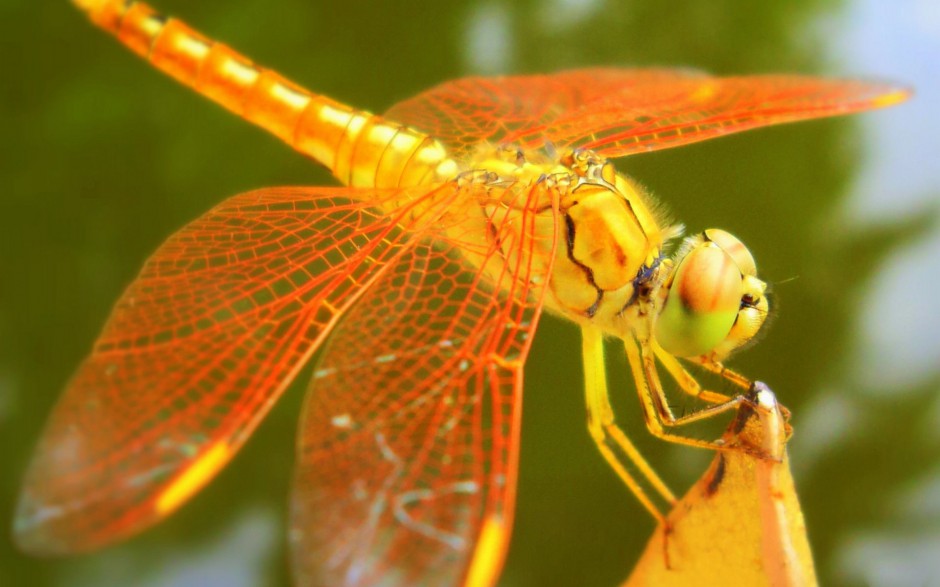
[2,0,938,585]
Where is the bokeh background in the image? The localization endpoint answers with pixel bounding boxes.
[2,0,938,585]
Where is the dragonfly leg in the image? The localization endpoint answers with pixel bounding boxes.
[690,357,793,429]
[625,336,761,453]
[581,325,675,522]
[689,356,753,391]
[652,344,732,405]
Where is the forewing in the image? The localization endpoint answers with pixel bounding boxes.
[15,185,451,554]
[388,70,907,160]
[291,183,559,586]
[533,75,909,158]
[385,68,703,157]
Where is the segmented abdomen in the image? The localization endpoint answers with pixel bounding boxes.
[74,0,457,189]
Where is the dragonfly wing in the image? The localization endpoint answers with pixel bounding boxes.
[14,185,452,554]
[386,68,704,156]
[533,75,910,158]
[291,184,559,586]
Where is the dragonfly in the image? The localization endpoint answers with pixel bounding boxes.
[16,0,908,585]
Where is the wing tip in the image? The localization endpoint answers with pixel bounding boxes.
[72,0,104,10]
[871,86,913,109]
[11,489,73,557]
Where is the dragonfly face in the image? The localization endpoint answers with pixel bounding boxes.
[654,229,770,360]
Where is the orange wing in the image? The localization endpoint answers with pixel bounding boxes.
[14,185,453,554]
[387,70,908,159]
[291,185,558,586]
[386,68,704,157]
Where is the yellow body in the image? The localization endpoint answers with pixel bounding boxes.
[71,0,782,566]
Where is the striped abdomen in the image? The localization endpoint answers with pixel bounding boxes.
[73,0,457,189]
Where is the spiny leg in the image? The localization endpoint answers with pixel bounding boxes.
[691,356,793,432]
[651,345,791,434]
[652,344,733,405]
[689,355,753,391]
[581,325,675,522]
[625,337,753,451]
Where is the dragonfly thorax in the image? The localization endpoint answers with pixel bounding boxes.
[463,145,670,334]
[495,149,671,338]
[465,144,769,362]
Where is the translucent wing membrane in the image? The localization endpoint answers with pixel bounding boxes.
[14,185,453,554]
[388,70,908,159]
[291,184,558,586]
[386,68,703,157]
[540,75,909,158]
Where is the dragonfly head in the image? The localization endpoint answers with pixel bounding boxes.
[653,229,768,360]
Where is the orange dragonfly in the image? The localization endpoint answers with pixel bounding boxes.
[16,0,908,585]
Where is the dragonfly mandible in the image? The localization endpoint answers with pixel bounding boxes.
[15,1,909,585]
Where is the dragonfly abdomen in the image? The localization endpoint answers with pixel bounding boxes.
[74,0,457,189]
[315,108,458,188]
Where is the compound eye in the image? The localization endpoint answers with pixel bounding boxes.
[711,273,770,358]
[704,228,756,276]
[654,242,742,358]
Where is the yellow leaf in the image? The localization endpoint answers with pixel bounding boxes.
[624,383,817,587]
